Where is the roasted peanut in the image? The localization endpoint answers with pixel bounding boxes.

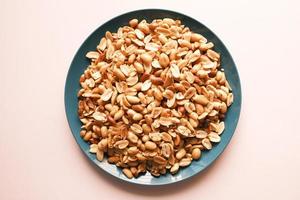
[80,18,233,179]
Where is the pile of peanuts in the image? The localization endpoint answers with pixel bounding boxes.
[77,18,233,178]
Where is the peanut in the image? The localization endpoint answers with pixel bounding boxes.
[79,18,234,179]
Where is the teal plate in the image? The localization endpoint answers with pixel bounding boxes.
[65,9,241,186]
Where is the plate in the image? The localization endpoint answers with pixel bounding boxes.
[65,9,242,185]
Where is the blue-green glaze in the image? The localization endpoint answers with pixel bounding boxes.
[65,9,242,186]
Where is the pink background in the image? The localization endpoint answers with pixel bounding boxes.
[1,0,300,199]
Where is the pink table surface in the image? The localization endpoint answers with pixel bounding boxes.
[1,0,300,199]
